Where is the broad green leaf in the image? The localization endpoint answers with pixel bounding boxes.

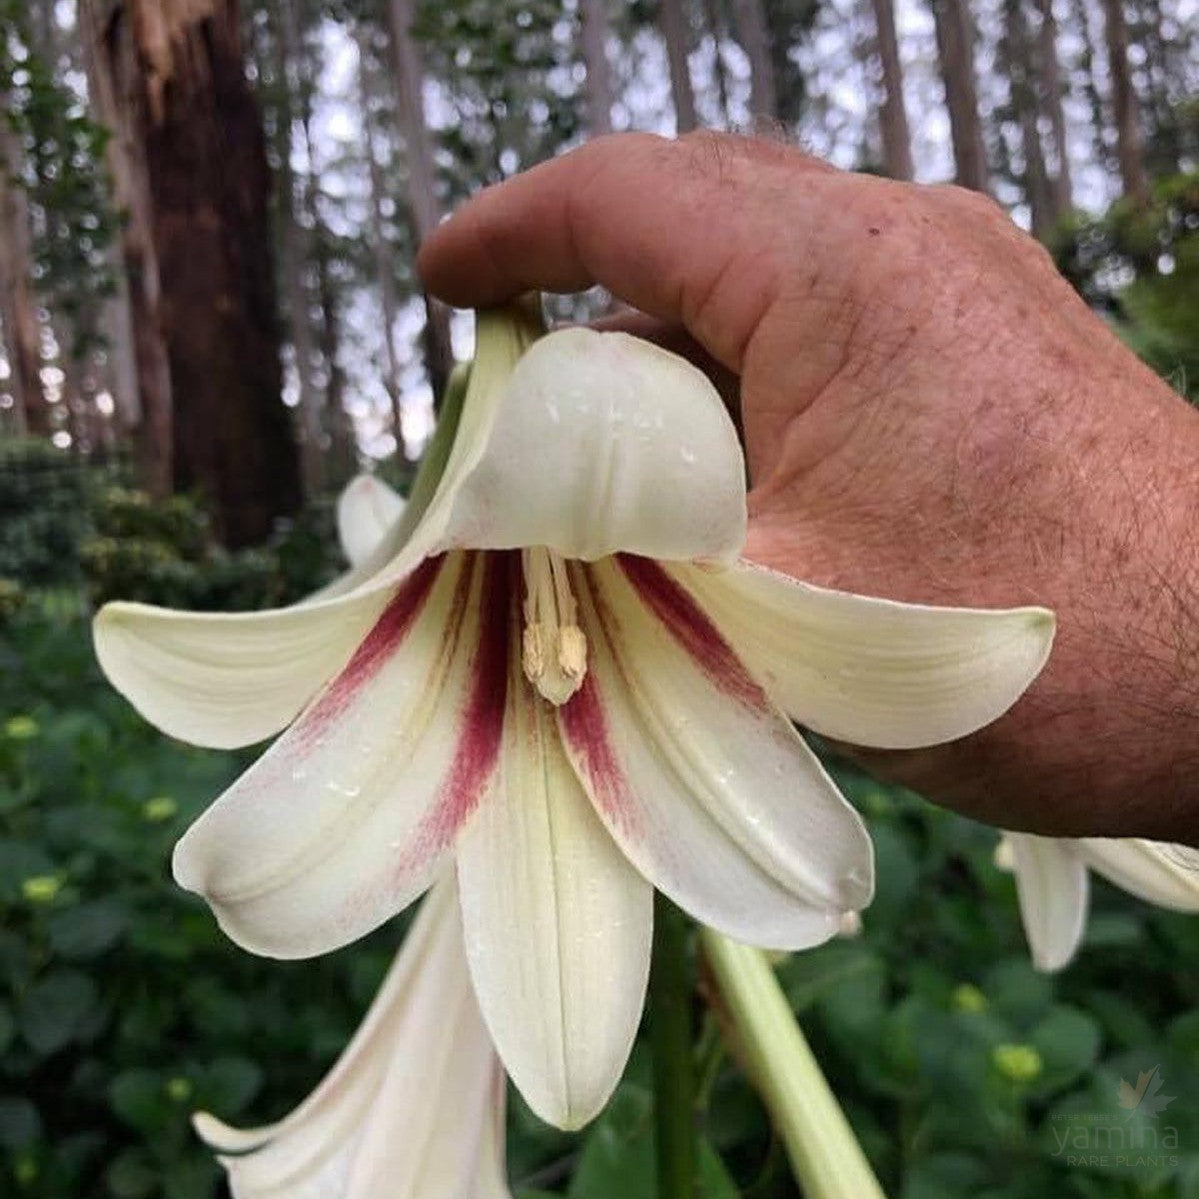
[47,898,130,959]
[1028,1006,1101,1096]
[109,1069,169,1136]
[19,968,100,1055]
[106,1147,159,1199]
[0,1096,40,1149]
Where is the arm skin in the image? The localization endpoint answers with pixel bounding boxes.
[418,131,1199,843]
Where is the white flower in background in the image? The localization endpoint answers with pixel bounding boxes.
[94,303,1054,1129]
[996,834,1199,971]
[336,474,406,569]
[194,877,510,1199]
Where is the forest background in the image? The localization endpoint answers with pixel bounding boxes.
[0,0,1197,1196]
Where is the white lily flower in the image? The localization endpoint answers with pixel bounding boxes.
[336,474,406,569]
[996,833,1199,971]
[194,877,511,1199]
[94,304,1054,1129]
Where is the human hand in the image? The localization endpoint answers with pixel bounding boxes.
[418,131,1199,841]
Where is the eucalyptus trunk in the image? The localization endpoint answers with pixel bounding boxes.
[1100,0,1149,202]
[930,0,991,192]
[357,27,408,459]
[731,0,778,120]
[579,0,615,135]
[0,113,49,437]
[79,0,173,495]
[1031,0,1073,213]
[387,0,453,404]
[1069,0,1111,179]
[81,0,300,542]
[702,0,734,127]
[869,0,915,179]
[660,0,699,133]
[277,0,325,495]
[1004,0,1055,236]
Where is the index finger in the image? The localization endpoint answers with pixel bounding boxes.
[416,132,836,370]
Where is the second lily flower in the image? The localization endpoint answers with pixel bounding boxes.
[94,303,1054,1129]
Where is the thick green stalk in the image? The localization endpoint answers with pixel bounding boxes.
[650,894,697,1199]
[700,929,887,1199]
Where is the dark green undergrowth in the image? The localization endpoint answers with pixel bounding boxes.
[2,599,1198,1199]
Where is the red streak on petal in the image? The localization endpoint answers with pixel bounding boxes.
[400,552,512,862]
[617,554,767,710]
[559,671,639,836]
[300,556,443,742]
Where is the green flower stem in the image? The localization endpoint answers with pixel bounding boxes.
[650,893,697,1199]
[700,929,887,1199]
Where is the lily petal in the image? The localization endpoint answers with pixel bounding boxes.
[195,877,511,1199]
[173,553,512,959]
[560,555,873,951]
[1077,838,1199,912]
[92,589,392,750]
[440,329,747,564]
[91,312,526,750]
[674,560,1055,750]
[457,624,652,1130]
[337,475,407,568]
[1006,833,1090,972]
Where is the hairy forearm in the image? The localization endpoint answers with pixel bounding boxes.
[841,367,1199,842]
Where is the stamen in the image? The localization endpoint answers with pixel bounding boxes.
[520,547,588,705]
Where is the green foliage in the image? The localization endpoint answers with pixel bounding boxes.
[0,441,343,611]
[1054,172,1199,401]
[415,0,580,193]
[3,596,1196,1197]
[0,439,105,589]
[0,0,118,358]
[0,609,403,1199]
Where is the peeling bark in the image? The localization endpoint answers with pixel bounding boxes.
[82,0,300,545]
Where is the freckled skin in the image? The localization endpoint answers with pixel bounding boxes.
[418,131,1199,843]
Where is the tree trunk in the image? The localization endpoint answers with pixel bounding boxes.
[730,0,778,120]
[357,27,408,458]
[1133,0,1176,170]
[1068,0,1110,177]
[1004,0,1055,236]
[82,0,300,546]
[1100,0,1149,202]
[701,0,734,127]
[660,0,698,134]
[99,235,141,436]
[579,0,614,135]
[0,114,50,437]
[930,0,990,192]
[868,0,915,179]
[293,84,353,483]
[79,0,173,496]
[386,0,453,404]
[276,0,324,495]
[51,314,88,455]
[1031,0,1073,213]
